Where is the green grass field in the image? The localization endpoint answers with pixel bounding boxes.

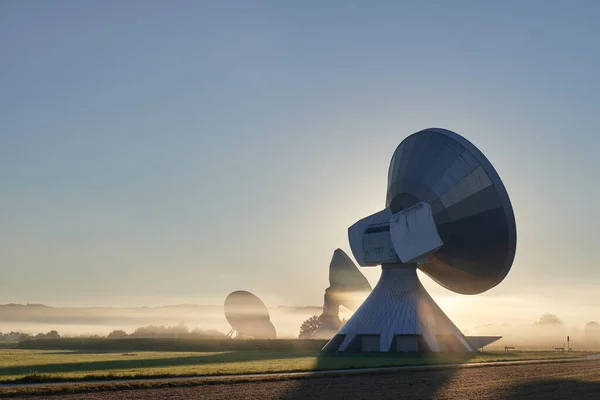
[0,349,594,384]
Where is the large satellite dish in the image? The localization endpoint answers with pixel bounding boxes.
[323,128,516,353]
[224,291,276,339]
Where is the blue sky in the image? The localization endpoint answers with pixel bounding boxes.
[1,1,600,327]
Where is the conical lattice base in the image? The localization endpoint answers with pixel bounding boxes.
[323,265,472,353]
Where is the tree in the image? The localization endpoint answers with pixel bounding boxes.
[34,330,60,339]
[130,323,191,338]
[535,314,563,326]
[45,330,60,339]
[190,328,226,339]
[108,330,128,338]
[299,315,323,338]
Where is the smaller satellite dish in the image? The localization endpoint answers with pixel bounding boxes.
[224,291,276,339]
[327,249,372,312]
[311,249,372,339]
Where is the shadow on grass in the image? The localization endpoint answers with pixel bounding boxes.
[0,351,313,378]
[0,349,480,383]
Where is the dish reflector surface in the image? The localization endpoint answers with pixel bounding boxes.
[224,290,276,338]
[329,249,372,294]
[327,248,372,312]
[386,128,516,294]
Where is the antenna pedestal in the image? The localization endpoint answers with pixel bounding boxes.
[323,265,472,353]
[312,290,344,339]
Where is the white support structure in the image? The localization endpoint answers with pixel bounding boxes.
[323,265,472,353]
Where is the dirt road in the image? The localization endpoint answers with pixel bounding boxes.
[13,359,600,399]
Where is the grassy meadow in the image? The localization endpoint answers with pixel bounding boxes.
[0,349,595,384]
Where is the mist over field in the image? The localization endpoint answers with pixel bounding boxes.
[2,303,599,351]
[473,316,600,351]
[0,303,355,339]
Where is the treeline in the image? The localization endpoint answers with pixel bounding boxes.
[0,330,60,341]
[13,322,329,352]
[1,324,224,342]
[19,337,329,352]
[107,323,224,339]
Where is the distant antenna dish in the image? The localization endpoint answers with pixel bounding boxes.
[312,249,372,339]
[324,128,516,353]
[224,291,276,339]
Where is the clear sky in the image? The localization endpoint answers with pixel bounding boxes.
[2,1,600,328]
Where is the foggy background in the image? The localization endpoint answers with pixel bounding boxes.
[2,302,600,351]
[2,0,600,346]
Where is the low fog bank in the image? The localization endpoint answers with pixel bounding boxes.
[3,304,599,350]
[471,314,600,351]
[0,303,337,339]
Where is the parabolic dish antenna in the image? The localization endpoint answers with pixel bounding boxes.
[224,291,276,339]
[323,128,516,353]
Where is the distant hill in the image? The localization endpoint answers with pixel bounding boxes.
[0,303,322,327]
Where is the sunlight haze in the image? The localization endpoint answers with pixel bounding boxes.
[2,0,600,333]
